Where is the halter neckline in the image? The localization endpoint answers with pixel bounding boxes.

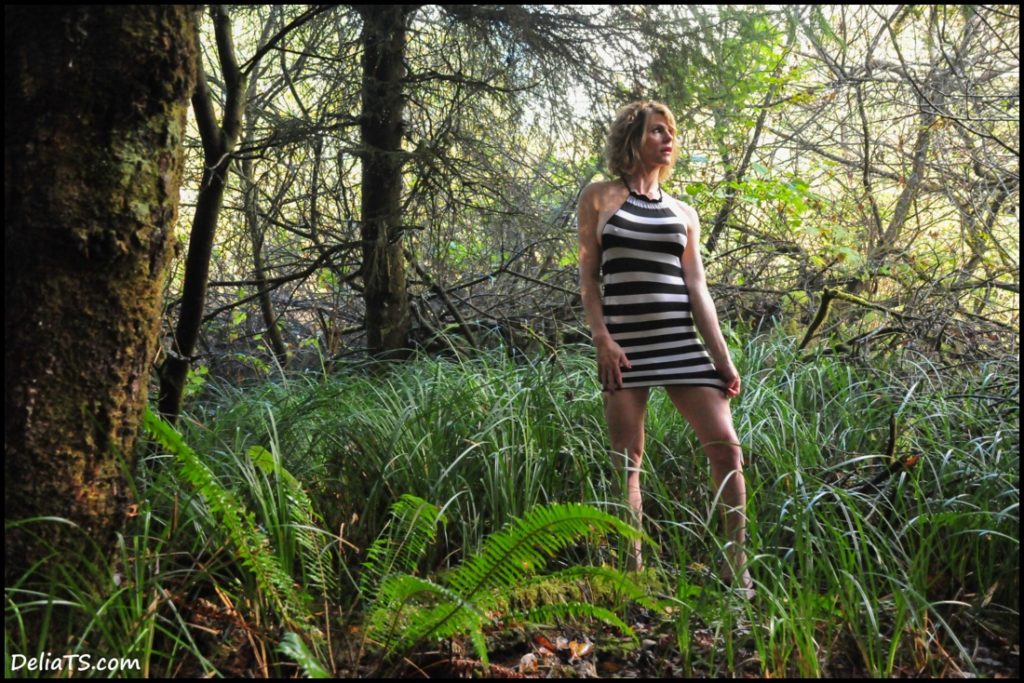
[622,178,663,202]
[629,188,663,203]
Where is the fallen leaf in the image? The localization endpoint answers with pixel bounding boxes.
[569,640,594,661]
[532,634,556,652]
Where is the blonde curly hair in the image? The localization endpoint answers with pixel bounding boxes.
[604,101,679,183]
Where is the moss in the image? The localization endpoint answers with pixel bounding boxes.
[494,568,666,614]
[4,6,198,586]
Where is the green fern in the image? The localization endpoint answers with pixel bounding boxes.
[511,564,664,612]
[446,503,646,600]
[512,602,632,635]
[278,631,330,678]
[248,443,337,597]
[368,574,486,652]
[360,494,446,604]
[142,406,315,634]
[363,496,652,667]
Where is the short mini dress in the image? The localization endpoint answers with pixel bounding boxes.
[599,189,726,391]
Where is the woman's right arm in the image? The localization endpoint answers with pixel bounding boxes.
[578,184,631,392]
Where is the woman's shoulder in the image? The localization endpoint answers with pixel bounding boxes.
[580,179,629,210]
[665,193,700,225]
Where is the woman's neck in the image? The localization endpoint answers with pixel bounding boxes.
[624,170,662,198]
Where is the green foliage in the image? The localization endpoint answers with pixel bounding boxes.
[183,364,209,400]
[7,335,1015,676]
[234,352,271,375]
[247,436,337,598]
[4,511,206,679]
[176,333,1018,672]
[651,6,793,129]
[278,631,330,678]
[141,407,317,636]
[652,336,1017,675]
[190,349,619,565]
[360,494,447,605]
[361,495,652,667]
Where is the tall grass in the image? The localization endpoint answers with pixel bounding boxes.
[641,338,1019,676]
[189,350,618,571]
[5,332,1017,677]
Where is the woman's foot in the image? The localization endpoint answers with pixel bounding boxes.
[721,550,754,600]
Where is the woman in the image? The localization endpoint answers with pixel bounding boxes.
[577,100,752,592]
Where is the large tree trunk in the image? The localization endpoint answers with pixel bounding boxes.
[4,6,197,583]
[358,5,415,357]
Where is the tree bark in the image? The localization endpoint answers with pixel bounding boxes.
[5,6,197,583]
[357,5,416,357]
[158,6,246,421]
[243,149,290,367]
[242,8,290,368]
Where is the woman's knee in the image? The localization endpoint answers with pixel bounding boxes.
[702,438,743,468]
[609,440,644,464]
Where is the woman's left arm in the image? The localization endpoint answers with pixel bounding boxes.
[678,202,741,398]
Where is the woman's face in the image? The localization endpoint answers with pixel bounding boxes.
[639,113,675,170]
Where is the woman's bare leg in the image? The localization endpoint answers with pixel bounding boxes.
[665,385,751,590]
[603,386,649,571]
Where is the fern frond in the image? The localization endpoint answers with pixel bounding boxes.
[361,498,649,666]
[142,407,314,633]
[249,443,338,596]
[447,503,647,601]
[360,494,445,603]
[469,628,490,668]
[278,631,330,678]
[290,519,339,595]
[262,410,340,597]
[367,574,483,653]
[531,565,664,612]
[509,602,635,641]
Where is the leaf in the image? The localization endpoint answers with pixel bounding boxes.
[141,407,315,632]
[278,632,330,678]
[533,633,557,652]
[569,639,594,661]
[362,498,649,663]
[248,445,275,475]
[447,503,648,601]
[361,495,446,604]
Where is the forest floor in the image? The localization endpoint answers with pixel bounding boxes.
[195,602,1017,679]
[364,610,1021,679]
[146,342,1018,679]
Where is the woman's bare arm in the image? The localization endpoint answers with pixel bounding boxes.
[578,183,631,392]
[677,201,741,397]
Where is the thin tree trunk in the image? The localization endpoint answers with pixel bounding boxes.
[358,5,416,357]
[242,8,289,368]
[158,6,246,420]
[242,149,290,366]
[5,6,196,583]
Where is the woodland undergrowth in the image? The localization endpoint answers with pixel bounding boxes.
[5,331,1018,678]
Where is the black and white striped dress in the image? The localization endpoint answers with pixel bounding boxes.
[600,190,726,391]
